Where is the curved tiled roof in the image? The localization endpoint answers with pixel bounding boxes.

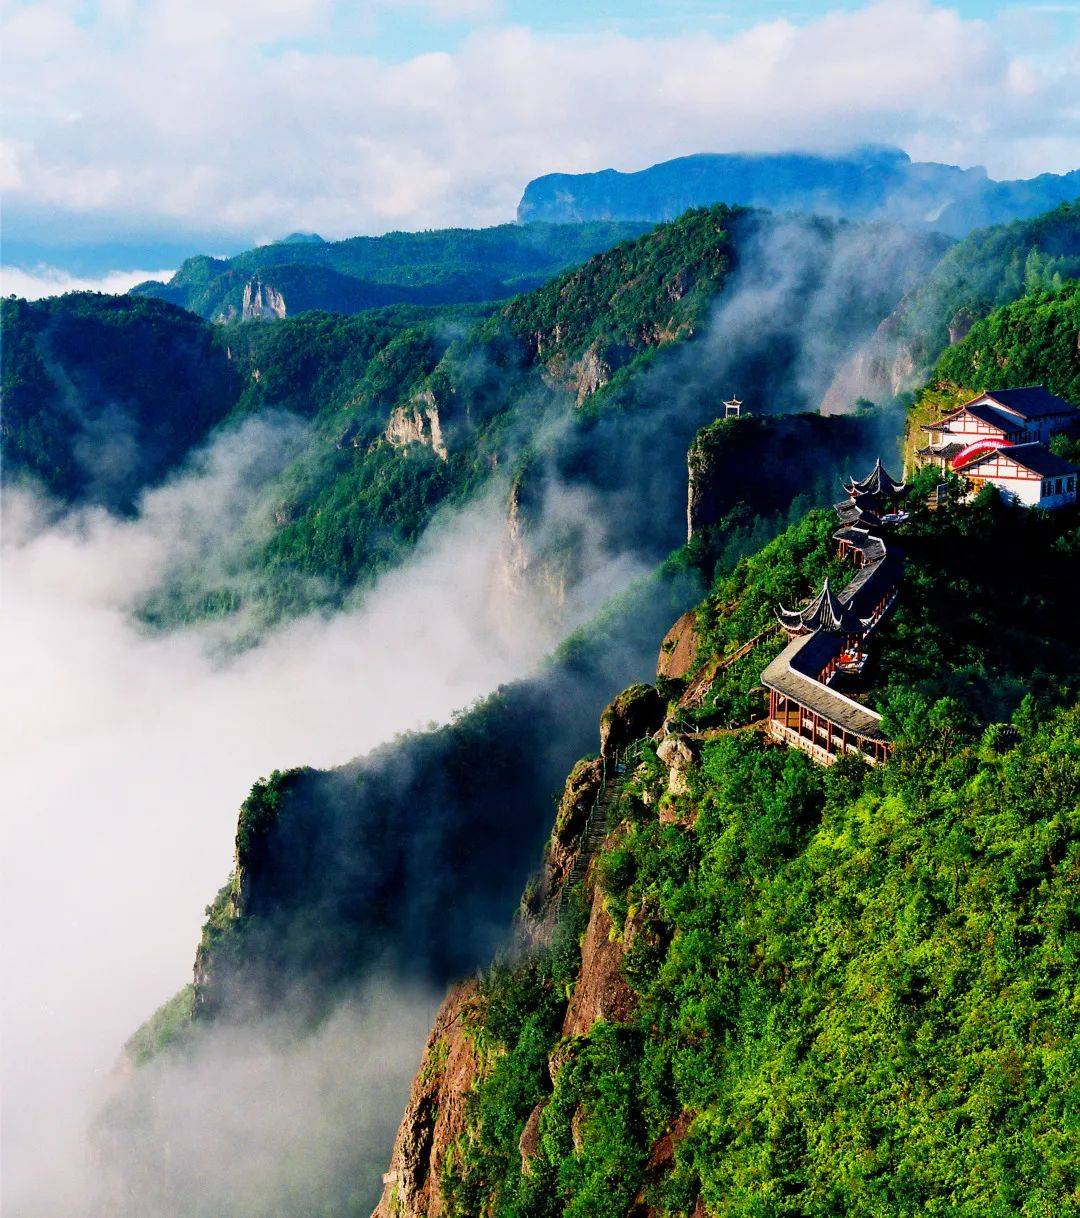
[843,457,906,498]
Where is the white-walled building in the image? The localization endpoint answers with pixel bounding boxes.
[917,386,1077,472]
[961,442,1077,509]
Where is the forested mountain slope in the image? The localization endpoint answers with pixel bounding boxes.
[822,202,1080,411]
[0,294,239,512]
[364,282,1080,1218]
[132,222,651,321]
[107,254,1080,1216]
[6,205,943,636]
[387,505,1079,1217]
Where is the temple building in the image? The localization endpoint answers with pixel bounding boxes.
[762,459,904,768]
[776,578,871,637]
[843,457,907,501]
[916,386,1077,473]
[958,442,1077,509]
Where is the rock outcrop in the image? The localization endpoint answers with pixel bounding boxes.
[241,278,287,320]
[656,732,698,797]
[562,900,637,1037]
[657,610,699,680]
[517,755,603,947]
[599,684,665,759]
[371,980,480,1218]
[385,389,448,460]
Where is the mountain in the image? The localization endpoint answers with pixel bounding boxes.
[131,221,652,321]
[136,205,944,630]
[102,237,1080,1214]
[517,146,1080,238]
[374,496,1079,1218]
[0,293,239,512]
[5,204,945,629]
[822,202,1080,411]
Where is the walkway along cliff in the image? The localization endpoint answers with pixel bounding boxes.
[761,458,907,766]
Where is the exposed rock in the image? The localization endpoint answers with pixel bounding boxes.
[562,901,638,1037]
[819,307,922,414]
[553,757,605,847]
[600,684,665,759]
[548,1038,576,1085]
[492,476,569,617]
[568,342,613,404]
[371,980,480,1218]
[656,733,698,796]
[519,1101,545,1173]
[241,278,287,321]
[657,610,699,680]
[631,1111,694,1216]
[517,757,603,947]
[947,307,976,346]
[571,1104,587,1152]
[385,389,448,461]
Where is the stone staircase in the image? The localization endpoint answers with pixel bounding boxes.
[557,746,637,920]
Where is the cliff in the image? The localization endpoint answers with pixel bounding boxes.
[386,389,449,460]
[371,485,1080,1218]
[241,277,287,320]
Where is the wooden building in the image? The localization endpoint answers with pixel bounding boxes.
[916,386,1077,472]
[960,442,1078,509]
[762,458,904,768]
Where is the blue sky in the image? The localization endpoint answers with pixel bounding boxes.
[336,0,1078,58]
[2,0,1078,287]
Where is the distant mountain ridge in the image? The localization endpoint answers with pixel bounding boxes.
[132,221,651,322]
[517,146,1080,236]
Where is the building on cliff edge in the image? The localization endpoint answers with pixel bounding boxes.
[916,385,1078,508]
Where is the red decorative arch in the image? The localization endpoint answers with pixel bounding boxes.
[952,437,1011,470]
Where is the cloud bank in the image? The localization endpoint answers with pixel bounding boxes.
[0,264,176,300]
[0,415,644,1216]
[2,0,1077,251]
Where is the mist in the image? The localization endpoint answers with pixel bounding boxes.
[0,208,935,1217]
[0,415,648,1217]
[93,979,441,1218]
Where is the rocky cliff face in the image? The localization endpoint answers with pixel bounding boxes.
[371,679,670,1217]
[371,981,480,1218]
[819,299,980,413]
[241,278,287,320]
[385,389,448,460]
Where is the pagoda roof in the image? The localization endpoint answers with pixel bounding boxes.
[776,577,873,635]
[843,458,906,498]
[833,526,887,565]
[834,501,883,529]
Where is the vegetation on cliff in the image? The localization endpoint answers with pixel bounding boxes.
[892,202,1080,366]
[426,491,1080,1218]
[0,293,239,510]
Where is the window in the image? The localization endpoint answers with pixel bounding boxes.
[1043,479,1052,496]
[1056,478,1063,495]
[1068,477,1076,494]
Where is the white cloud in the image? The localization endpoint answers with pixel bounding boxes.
[0,413,645,1215]
[0,0,1076,248]
[0,264,175,298]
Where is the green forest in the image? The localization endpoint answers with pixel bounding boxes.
[132,221,653,319]
[440,488,1080,1218]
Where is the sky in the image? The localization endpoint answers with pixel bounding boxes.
[1,0,1078,291]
